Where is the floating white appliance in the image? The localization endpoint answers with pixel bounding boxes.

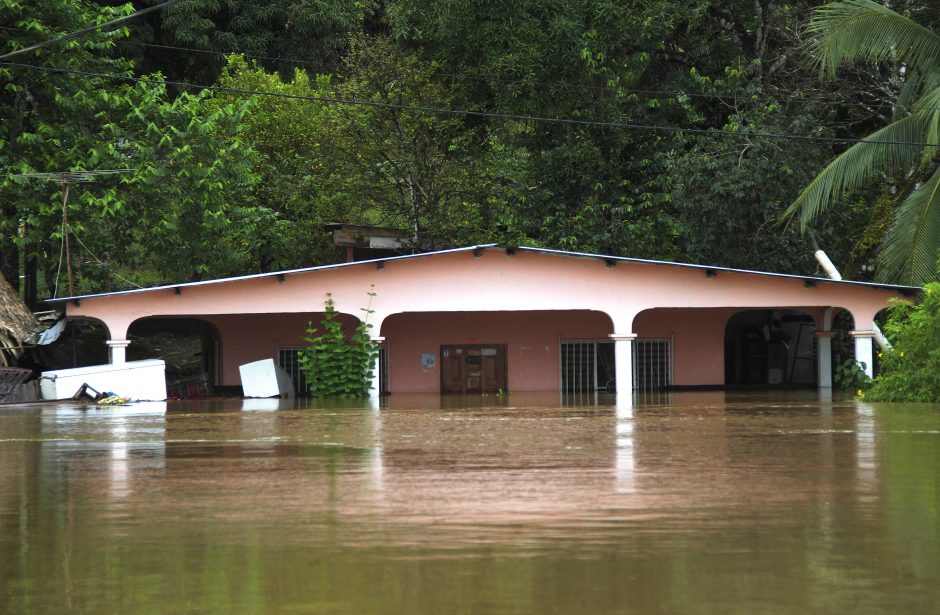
[40,359,167,401]
[238,358,295,398]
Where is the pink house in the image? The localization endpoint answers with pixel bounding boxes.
[48,246,914,399]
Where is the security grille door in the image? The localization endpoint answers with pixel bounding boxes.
[278,346,307,395]
[560,341,597,393]
[378,345,388,395]
[633,339,672,392]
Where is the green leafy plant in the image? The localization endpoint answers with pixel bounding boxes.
[297,290,379,398]
[834,358,871,392]
[866,283,940,402]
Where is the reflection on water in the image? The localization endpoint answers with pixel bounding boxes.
[2,392,939,613]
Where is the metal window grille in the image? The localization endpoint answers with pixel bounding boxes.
[277,346,307,396]
[560,340,598,394]
[633,339,672,392]
[379,345,388,395]
[560,338,673,394]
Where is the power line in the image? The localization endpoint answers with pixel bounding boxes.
[117,39,894,110]
[0,0,187,61]
[2,60,936,148]
[70,230,144,290]
[12,169,135,298]
[9,169,136,183]
[122,40,345,72]
[0,23,904,112]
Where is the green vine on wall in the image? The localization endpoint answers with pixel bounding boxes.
[297,289,379,398]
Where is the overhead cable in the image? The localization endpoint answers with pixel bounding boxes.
[0,0,187,60]
[0,23,911,112]
[2,60,938,148]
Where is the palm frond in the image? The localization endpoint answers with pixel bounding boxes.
[877,164,940,285]
[783,113,926,229]
[896,69,924,118]
[916,84,940,167]
[808,0,940,77]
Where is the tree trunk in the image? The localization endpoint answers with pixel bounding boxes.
[0,233,19,295]
[24,238,38,310]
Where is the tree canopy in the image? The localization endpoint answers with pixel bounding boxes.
[2,0,934,302]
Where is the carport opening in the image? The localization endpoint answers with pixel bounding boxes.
[26,318,109,371]
[724,310,817,386]
[128,318,220,397]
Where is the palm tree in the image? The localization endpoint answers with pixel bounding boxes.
[785,0,940,285]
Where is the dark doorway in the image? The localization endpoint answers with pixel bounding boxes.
[440,344,507,394]
[724,310,816,386]
[128,318,220,397]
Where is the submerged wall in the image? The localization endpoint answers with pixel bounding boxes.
[185,307,811,392]
[204,312,361,387]
[633,308,738,387]
[382,311,613,393]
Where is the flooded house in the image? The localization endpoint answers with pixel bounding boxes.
[46,245,915,399]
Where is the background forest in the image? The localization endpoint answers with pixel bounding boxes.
[1,0,934,306]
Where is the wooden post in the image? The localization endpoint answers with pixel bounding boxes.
[61,183,73,297]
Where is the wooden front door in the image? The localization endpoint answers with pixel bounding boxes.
[440,344,507,394]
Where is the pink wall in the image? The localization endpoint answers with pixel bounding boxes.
[203,312,360,386]
[205,308,745,390]
[633,308,738,386]
[382,311,612,393]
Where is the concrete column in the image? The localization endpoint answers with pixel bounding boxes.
[850,330,876,378]
[609,333,637,407]
[369,336,385,399]
[815,331,833,388]
[106,339,131,365]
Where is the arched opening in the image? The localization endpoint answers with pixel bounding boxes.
[148,311,365,397]
[266,312,366,397]
[127,317,222,397]
[31,317,110,370]
[724,309,817,387]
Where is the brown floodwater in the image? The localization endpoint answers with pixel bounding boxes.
[1,391,938,614]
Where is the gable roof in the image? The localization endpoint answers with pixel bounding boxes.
[45,244,921,304]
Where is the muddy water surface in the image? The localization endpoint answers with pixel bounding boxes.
[1,391,939,614]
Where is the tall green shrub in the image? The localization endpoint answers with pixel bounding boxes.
[297,292,379,398]
[865,283,940,403]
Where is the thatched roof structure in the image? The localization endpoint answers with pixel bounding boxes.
[0,272,39,366]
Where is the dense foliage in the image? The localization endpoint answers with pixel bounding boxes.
[865,283,940,403]
[2,0,938,302]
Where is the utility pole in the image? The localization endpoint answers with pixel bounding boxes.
[10,170,134,367]
[11,169,133,298]
[61,183,73,296]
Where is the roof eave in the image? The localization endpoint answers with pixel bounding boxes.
[45,243,921,304]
